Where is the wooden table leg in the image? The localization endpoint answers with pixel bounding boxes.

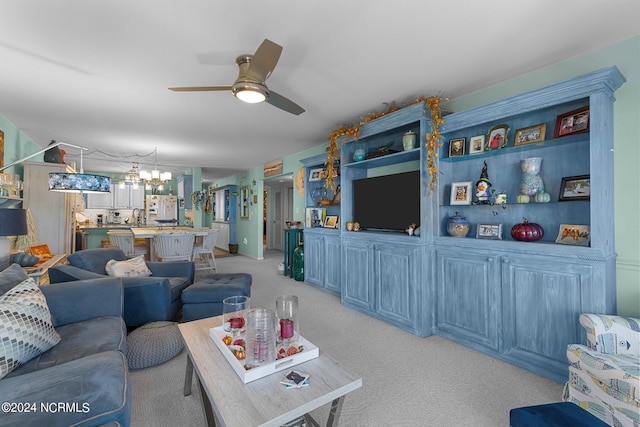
[184,355,194,396]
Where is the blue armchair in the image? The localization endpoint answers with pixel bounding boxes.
[48,247,194,327]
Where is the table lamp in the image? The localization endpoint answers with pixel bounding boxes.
[0,208,28,270]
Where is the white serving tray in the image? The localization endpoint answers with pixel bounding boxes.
[209,326,319,383]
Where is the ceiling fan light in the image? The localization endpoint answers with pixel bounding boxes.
[235,88,266,103]
[233,81,268,104]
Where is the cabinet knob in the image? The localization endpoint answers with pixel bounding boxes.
[503,258,509,263]
[487,258,494,262]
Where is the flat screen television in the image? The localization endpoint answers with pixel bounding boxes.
[353,170,420,232]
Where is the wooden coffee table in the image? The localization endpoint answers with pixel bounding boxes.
[178,316,362,427]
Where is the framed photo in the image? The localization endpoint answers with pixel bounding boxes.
[308,168,324,182]
[323,215,339,229]
[514,123,547,146]
[555,224,590,246]
[554,106,590,138]
[469,135,485,154]
[450,181,472,205]
[448,138,466,157]
[486,124,509,150]
[559,175,590,201]
[476,223,502,240]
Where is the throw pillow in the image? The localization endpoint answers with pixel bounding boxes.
[0,263,30,296]
[105,255,152,278]
[0,277,61,379]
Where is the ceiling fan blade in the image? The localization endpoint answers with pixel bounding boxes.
[246,39,282,82]
[267,90,305,115]
[168,86,232,92]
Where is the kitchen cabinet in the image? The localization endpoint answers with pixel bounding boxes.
[211,222,229,251]
[87,182,144,209]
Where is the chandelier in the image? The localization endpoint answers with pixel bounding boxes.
[139,147,171,188]
[119,162,142,189]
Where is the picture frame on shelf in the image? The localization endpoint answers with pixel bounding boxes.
[323,215,339,229]
[450,181,472,205]
[486,124,509,150]
[554,106,590,138]
[555,224,590,246]
[514,123,546,146]
[448,138,466,157]
[559,175,590,201]
[308,168,324,182]
[476,223,502,240]
[469,135,485,154]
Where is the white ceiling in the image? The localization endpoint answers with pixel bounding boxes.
[2,1,639,183]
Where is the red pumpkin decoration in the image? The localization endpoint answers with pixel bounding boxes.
[511,218,544,242]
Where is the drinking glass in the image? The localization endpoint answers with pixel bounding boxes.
[223,295,250,334]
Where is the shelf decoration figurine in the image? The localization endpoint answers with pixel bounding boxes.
[475,161,492,204]
[519,157,545,197]
[446,212,470,238]
[402,131,417,150]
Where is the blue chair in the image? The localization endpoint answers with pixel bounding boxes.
[48,247,194,327]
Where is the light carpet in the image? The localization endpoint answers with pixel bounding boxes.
[130,249,564,426]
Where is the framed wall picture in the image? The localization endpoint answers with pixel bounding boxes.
[323,215,339,228]
[476,223,502,239]
[450,181,472,205]
[240,185,249,219]
[469,135,485,154]
[448,138,466,157]
[555,224,590,246]
[514,123,546,146]
[308,168,324,182]
[554,106,590,138]
[486,124,509,150]
[559,175,590,201]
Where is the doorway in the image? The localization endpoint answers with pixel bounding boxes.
[263,174,293,251]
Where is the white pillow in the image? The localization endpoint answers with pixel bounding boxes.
[105,256,152,278]
[0,277,61,379]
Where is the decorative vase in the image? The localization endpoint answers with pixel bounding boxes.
[246,308,276,368]
[276,295,299,344]
[353,148,366,162]
[519,157,545,196]
[402,131,417,150]
[293,244,304,281]
[446,212,470,237]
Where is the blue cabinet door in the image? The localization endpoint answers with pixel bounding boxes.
[304,234,324,286]
[342,239,374,313]
[324,235,341,293]
[373,244,421,331]
[435,248,500,351]
[501,253,593,381]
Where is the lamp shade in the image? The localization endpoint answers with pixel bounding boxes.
[49,173,111,193]
[0,208,28,236]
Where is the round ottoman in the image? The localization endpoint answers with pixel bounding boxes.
[126,321,184,370]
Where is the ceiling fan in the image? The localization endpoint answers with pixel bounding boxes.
[169,39,305,115]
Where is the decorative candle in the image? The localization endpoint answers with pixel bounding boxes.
[280,318,294,339]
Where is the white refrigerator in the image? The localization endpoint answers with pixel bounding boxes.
[146,195,178,224]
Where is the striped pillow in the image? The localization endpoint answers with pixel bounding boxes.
[0,277,61,379]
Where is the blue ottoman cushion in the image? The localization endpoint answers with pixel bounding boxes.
[510,402,609,427]
[181,273,252,322]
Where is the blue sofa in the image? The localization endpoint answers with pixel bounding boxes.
[0,264,130,426]
[48,248,194,327]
